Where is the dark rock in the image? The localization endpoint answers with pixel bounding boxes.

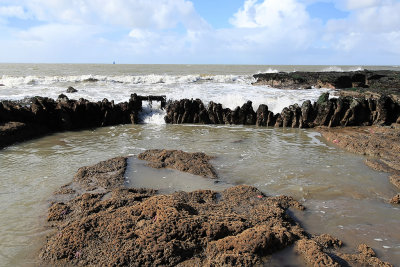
[290,104,301,128]
[208,101,223,124]
[281,107,292,127]
[314,95,335,126]
[66,86,78,93]
[0,122,48,148]
[300,100,314,128]
[341,98,371,126]
[239,101,256,125]
[329,97,350,127]
[256,104,269,126]
[253,70,400,97]
[83,78,98,82]
[374,95,396,125]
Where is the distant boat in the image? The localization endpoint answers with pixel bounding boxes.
[113,61,115,64]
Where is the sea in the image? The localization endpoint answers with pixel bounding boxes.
[1,64,400,266]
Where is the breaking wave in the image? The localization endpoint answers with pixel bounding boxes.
[0,74,254,87]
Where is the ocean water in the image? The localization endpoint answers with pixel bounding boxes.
[1,64,400,266]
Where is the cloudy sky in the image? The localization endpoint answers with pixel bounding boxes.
[0,0,399,64]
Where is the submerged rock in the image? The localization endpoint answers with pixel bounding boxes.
[67,86,78,93]
[138,149,218,178]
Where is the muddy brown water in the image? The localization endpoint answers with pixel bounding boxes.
[0,124,399,266]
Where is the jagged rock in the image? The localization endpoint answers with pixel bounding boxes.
[40,156,307,267]
[256,104,269,126]
[281,107,292,127]
[208,101,224,124]
[338,244,393,267]
[290,104,301,128]
[67,86,78,93]
[314,95,335,126]
[295,239,340,267]
[374,95,396,125]
[238,101,256,125]
[300,100,314,128]
[341,98,371,126]
[329,97,350,127]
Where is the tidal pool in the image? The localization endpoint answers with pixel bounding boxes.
[0,124,399,266]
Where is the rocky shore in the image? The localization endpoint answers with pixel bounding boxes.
[40,152,394,267]
[253,70,400,97]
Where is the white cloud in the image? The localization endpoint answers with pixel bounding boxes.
[325,0,400,56]
[0,0,400,64]
[0,5,27,19]
[230,0,311,29]
[14,0,208,30]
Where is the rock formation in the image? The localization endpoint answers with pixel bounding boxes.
[138,149,218,178]
[164,93,400,129]
[40,155,307,267]
[40,154,395,266]
[0,94,166,148]
[253,70,400,94]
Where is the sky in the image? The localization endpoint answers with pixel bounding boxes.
[0,0,399,64]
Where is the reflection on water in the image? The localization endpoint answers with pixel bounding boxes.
[0,124,399,266]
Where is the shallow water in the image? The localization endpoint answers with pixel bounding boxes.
[0,124,399,266]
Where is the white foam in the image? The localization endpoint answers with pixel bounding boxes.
[0,74,254,87]
[139,102,166,125]
[256,68,279,74]
[322,66,363,72]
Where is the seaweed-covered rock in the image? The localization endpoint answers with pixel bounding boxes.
[138,149,218,178]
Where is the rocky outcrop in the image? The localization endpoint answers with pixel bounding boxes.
[138,149,218,178]
[40,155,396,267]
[296,238,393,267]
[165,93,400,129]
[338,244,393,267]
[253,70,400,93]
[0,94,166,148]
[40,156,308,267]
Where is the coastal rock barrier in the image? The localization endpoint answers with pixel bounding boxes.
[1,92,400,148]
[0,93,165,148]
[165,93,400,128]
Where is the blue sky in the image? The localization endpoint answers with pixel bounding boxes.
[0,0,399,64]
